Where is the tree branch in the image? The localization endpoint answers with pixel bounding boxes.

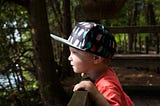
[5,0,29,9]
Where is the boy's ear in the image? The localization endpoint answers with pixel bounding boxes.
[93,56,104,64]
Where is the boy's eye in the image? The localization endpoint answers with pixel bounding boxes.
[69,47,80,55]
[71,50,77,54]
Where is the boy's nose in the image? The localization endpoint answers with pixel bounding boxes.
[68,54,72,61]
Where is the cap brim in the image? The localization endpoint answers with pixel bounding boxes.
[50,34,70,45]
[50,34,83,50]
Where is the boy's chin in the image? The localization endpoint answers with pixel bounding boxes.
[73,69,84,74]
[73,70,82,74]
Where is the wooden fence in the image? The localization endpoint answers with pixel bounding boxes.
[109,25,160,54]
[108,25,160,67]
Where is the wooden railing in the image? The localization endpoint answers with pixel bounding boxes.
[111,54,160,67]
[67,91,91,106]
[108,25,160,33]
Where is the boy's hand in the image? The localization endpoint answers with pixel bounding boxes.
[73,80,99,97]
[73,80,110,106]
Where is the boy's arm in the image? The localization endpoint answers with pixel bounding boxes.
[93,91,110,106]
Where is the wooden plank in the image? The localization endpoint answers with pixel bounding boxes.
[68,91,91,106]
[107,25,160,33]
[111,54,160,67]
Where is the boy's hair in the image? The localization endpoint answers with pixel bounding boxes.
[51,22,116,58]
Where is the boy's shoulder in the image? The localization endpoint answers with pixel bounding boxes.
[95,67,120,86]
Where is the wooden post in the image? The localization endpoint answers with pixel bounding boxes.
[68,91,91,106]
[145,36,149,54]
[157,36,159,54]
[139,36,142,53]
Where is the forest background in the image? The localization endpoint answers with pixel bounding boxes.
[0,0,160,106]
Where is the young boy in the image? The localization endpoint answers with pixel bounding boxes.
[51,22,134,106]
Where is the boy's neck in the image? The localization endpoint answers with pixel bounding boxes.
[86,65,108,82]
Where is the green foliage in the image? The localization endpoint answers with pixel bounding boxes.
[101,0,160,26]
[0,2,40,106]
[23,71,38,90]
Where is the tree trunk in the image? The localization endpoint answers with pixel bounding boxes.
[144,3,157,53]
[144,3,156,25]
[62,0,73,78]
[28,0,69,105]
[128,1,137,53]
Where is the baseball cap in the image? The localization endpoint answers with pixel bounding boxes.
[50,22,116,58]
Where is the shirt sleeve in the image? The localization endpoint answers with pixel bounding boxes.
[99,84,123,106]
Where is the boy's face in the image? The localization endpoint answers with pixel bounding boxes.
[68,47,95,73]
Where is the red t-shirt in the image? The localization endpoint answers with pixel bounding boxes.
[95,67,134,106]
